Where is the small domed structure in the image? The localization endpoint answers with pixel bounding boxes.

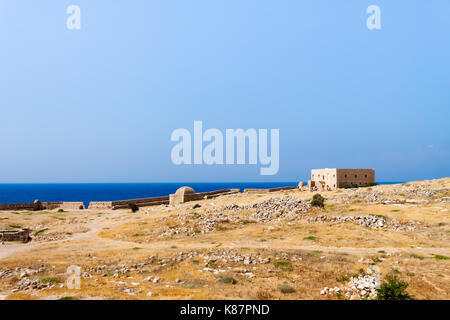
[170,186,197,205]
[175,186,196,196]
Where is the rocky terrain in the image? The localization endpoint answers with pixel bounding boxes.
[0,178,449,300]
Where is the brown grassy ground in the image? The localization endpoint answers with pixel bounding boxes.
[0,178,449,300]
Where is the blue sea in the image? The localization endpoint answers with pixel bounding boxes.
[0,182,403,207]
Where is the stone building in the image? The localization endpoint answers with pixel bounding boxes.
[308,168,375,191]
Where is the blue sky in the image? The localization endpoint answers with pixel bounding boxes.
[0,1,449,183]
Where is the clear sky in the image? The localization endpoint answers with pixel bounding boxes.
[0,1,449,183]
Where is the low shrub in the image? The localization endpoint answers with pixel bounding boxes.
[311,194,325,208]
[273,261,293,272]
[278,282,295,294]
[376,275,413,300]
[40,277,60,284]
[128,202,139,212]
[219,275,237,284]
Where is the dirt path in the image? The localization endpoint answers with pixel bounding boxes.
[3,220,450,261]
[0,212,126,260]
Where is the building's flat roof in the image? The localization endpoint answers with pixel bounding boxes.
[311,168,375,170]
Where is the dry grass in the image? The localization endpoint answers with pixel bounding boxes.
[0,178,449,300]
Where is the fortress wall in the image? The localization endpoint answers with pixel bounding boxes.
[112,196,170,206]
[44,202,85,210]
[0,203,36,211]
[176,189,241,203]
[244,188,269,193]
[88,201,113,210]
[0,201,85,211]
[244,186,297,193]
[268,186,298,192]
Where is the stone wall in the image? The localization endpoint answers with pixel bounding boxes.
[0,229,30,243]
[88,201,113,210]
[170,189,241,205]
[111,196,170,209]
[0,201,84,211]
[244,186,297,193]
[0,203,36,211]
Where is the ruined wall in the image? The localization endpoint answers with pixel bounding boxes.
[0,201,84,211]
[88,201,113,210]
[244,186,297,193]
[111,196,170,209]
[88,196,170,210]
[0,203,36,211]
[0,229,30,242]
[170,189,241,205]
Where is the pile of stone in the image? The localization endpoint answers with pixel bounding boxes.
[223,196,311,222]
[0,266,46,279]
[321,273,380,300]
[160,197,311,237]
[198,249,273,266]
[339,190,387,204]
[0,268,12,278]
[307,214,416,231]
[442,197,450,203]
[399,188,447,198]
[339,189,437,205]
[308,215,387,229]
[13,277,57,292]
[33,232,68,242]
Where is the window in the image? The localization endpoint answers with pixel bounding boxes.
[344,174,347,178]
[355,175,357,178]
[365,174,368,178]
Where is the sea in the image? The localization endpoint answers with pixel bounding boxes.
[0,182,403,207]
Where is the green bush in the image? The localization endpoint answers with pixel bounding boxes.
[273,260,293,272]
[128,202,139,212]
[219,275,237,284]
[376,275,413,300]
[278,282,295,294]
[311,194,325,208]
[40,277,60,284]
